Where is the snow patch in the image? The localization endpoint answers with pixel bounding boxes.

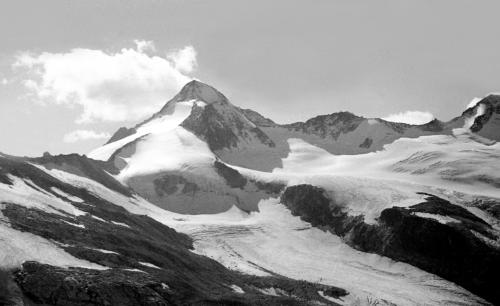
[257,287,287,296]
[122,268,146,273]
[51,187,84,203]
[412,212,461,224]
[139,261,161,269]
[111,221,130,228]
[0,221,105,270]
[62,220,86,229]
[230,284,244,294]
[91,215,107,222]
[161,283,170,290]
[89,248,119,255]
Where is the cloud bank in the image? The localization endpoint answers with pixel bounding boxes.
[63,130,111,143]
[382,111,434,125]
[167,46,197,73]
[14,41,196,123]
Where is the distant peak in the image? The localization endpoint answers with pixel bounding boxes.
[154,80,230,117]
[173,79,229,104]
[480,94,500,105]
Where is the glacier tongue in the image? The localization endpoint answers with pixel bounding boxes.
[172,198,488,306]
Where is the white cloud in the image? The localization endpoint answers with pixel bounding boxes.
[14,41,197,123]
[63,130,111,143]
[167,46,197,73]
[382,111,434,125]
[134,39,156,53]
[1,78,8,85]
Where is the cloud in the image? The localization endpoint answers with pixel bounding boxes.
[382,111,434,125]
[167,46,197,73]
[134,39,156,53]
[14,41,197,123]
[1,78,7,85]
[63,130,111,143]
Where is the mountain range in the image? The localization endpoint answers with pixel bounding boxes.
[1,80,499,305]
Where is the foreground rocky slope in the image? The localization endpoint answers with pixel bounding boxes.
[0,155,347,305]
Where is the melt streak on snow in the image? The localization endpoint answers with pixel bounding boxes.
[0,175,86,216]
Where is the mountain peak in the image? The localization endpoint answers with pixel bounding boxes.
[173,79,229,104]
[155,80,230,116]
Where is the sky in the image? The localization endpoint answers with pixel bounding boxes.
[1,0,500,156]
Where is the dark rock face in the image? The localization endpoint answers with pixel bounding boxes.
[15,262,347,306]
[280,185,500,305]
[470,102,494,133]
[181,103,274,151]
[280,185,336,227]
[16,262,175,306]
[214,161,247,189]
[419,118,444,132]
[460,95,499,132]
[252,180,286,195]
[284,112,365,140]
[237,107,277,127]
[0,268,24,306]
[379,120,407,134]
[359,137,373,148]
[30,153,131,196]
[0,170,11,185]
[106,127,137,144]
[153,174,199,196]
[473,199,500,220]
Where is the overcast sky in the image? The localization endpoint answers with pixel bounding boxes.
[1,0,500,156]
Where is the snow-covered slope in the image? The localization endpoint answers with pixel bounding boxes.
[88,81,281,214]
[88,100,200,162]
